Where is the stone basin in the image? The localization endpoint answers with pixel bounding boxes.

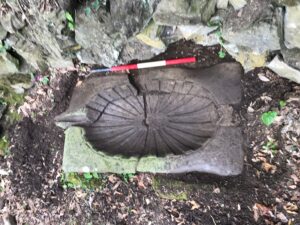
[56,62,244,176]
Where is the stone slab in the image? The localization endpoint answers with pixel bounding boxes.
[267,56,300,84]
[63,126,243,176]
[59,62,244,176]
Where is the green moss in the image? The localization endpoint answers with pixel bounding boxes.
[0,136,9,156]
[60,172,104,190]
[0,75,29,155]
[0,76,26,124]
[152,176,190,201]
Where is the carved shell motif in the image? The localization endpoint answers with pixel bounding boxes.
[83,79,220,157]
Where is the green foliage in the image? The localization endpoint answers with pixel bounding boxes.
[261,111,277,126]
[0,78,24,124]
[65,12,74,23]
[121,173,135,183]
[0,136,9,156]
[65,12,75,31]
[208,20,226,59]
[279,100,286,108]
[91,0,101,10]
[40,76,49,85]
[218,50,226,59]
[85,0,102,16]
[85,7,92,16]
[0,41,10,53]
[262,140,278,156]
[60,172,102,190]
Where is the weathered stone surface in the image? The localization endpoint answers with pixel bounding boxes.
[217,0,229,9]
[0,24,7,40]
[76,0,159,66]
[178,24,219,46]
[56,63,243,175]
[4,6,74,70]
[153,0,217,26]
[267,56,300,84]
[223,0,271,32]
[0,52,19,76]
[223,22,280,53]
[0,11,25,34]
[136,20,166,49]
[284,4,300,49]
[273,0,300,6]
[228,0,247,10]
[223,43,267,72]
[119,37,165,64]
[281,48,300,70]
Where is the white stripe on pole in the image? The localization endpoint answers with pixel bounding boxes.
[137,60,166,69]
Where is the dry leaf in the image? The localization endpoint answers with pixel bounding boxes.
[112,181,121,190]
[276,212,288,223]
[136,174,147,189]
[108,175,118,184]
[188,200,200,210]
[284,203,298,214]
[253,203,273,222]
[258,73,270,82]
[76,80,83,87]
[262,162,277,174]
[291,174,299,184]
[145,198,151,205]
[288,185,297,190]
[247,106,255,113]
[213,187,221,194]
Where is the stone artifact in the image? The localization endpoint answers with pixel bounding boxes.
[56,62,244,176]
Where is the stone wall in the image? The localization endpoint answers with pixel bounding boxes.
[0,0,300,82]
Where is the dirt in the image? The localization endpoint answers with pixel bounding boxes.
[0,41,299,225]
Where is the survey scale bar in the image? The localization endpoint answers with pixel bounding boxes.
[90,57,197,73]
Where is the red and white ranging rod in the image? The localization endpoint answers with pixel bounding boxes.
[90,57,197,73]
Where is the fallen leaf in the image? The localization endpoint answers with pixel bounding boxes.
[145,198,151,205]
[276,212,288,223]
[288,185,297,190]
[284,203,298,214]
[76,80,83,87]
[213,187,220,194]
[131,209,138,214]
[112,181,121,190]
[258,73,270,82]
[262,162,277,174]
[253,203,273,222]
[247,106,255,113]
[291,174,299,184]
[188,200,200,210]
[108,175,118,184]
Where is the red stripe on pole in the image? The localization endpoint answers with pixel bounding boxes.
[166,57,196,66]
[111,64,138,71]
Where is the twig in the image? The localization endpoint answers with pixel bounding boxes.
[210,215,217,225]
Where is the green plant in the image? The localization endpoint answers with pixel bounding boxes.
[65,12,75,31]
[279,100,286,108]
[0,136,9,156]
[208,20,226,59]
[261,111,277,126]
[85,0,102,16]
[60,172,102,190]
[0,41,10,53]
[121,173,135,183]
[40,76,49,85]
[262,140,278,156]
